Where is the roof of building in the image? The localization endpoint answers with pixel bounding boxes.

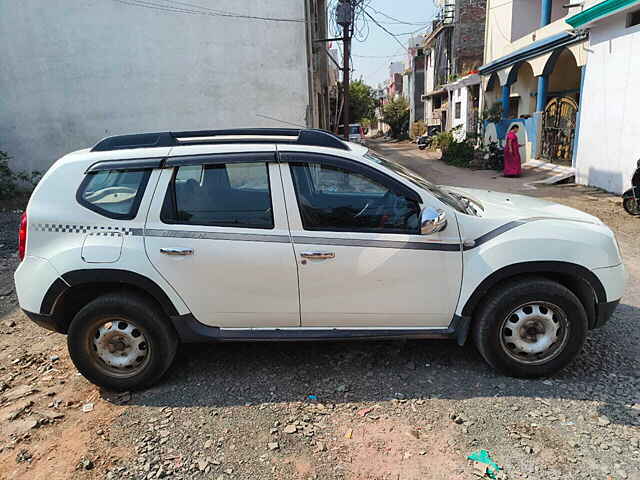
[478,32,586,76]
[567,0,640,28]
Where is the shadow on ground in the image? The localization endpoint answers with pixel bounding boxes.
[119,303,640,428]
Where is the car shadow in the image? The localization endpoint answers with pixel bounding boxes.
[113,302,640,428]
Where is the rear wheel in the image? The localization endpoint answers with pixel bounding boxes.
[623,196,640,216]
[67,293,178,391]
[473,278,588,378]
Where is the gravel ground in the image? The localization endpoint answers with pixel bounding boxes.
[0,147,638,480]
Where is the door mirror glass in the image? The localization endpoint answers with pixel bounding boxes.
[420,207,447,235]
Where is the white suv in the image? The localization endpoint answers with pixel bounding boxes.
[14,129,625,390]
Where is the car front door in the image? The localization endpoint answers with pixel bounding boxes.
[279,150,463,328]
[144,149,300,328]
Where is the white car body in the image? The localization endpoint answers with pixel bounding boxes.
[14,129,624,368]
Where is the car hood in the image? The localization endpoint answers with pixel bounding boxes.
[444,187,602,224]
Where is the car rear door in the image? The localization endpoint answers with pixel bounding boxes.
[144,146,300,328]
[279,149,463,328]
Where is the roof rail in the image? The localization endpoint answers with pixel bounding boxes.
[91,128,350,152]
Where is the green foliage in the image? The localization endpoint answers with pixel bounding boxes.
[410,120,427,139]
[349,80,377,125]
[0,150,42,200]
[382,97,410,138]
[432,130,454,151]
[442,140,475,167]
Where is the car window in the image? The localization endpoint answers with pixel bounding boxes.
[350,126,360,135]
[290,162,420,234]
[163,162,273,229]
[78,169,150,219]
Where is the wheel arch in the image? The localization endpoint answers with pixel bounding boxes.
[41,269,180,334]
[461,261,605,334]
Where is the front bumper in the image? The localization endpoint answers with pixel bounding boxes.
[22,309,66,334]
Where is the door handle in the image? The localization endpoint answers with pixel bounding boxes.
[160,247,194,256]
[300,252,335,260]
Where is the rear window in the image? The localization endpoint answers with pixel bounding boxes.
[161,162,274,229]
[77,169,151,219]
[350,126,361,135]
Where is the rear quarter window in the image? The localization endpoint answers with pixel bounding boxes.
[77,169,151,219]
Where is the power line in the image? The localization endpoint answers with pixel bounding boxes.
[365,6,432,26]
[108,0,307,22]
[361,7,408,51]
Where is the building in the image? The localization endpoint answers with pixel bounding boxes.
[405,35,426,133]
[0,0,330,173]
[478,0,587,166]
[568,0,640,193]
[422,0,486,136]
[387,62,405,100]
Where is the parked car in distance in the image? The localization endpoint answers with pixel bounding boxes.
[338,123,365,143]
[15,128,625,391]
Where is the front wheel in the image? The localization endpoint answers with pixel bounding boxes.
[623,196,640,216]
[67,293,178,391]
[472,278,588,378]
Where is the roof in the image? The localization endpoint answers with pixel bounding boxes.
[567,0,640,28]
[478,32,587,76]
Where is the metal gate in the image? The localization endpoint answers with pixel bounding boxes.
[540,97,578,165]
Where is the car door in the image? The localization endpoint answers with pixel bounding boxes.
[144,148,300,328]
[279,149,463,328]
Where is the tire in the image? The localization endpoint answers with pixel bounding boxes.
[67,293,178,391]
[472,277,588,378]
[623,196,640,216]
[418,145,427,150]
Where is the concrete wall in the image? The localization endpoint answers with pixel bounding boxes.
[0,0,312,173]
[575,13,640,194]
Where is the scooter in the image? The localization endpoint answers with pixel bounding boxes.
[622,159,640,216]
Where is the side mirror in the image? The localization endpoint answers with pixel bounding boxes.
[420,207,447,235]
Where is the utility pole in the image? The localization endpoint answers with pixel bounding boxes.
[336,1,353,140]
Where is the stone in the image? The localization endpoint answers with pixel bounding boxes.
[283,424,297,434]
[268,442,279,451]
[336,385,347,393]
[597,416,611,427]
[3,319,16,328]
[2,385,36,403]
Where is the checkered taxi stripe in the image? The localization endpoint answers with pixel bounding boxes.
[33,224,142,237]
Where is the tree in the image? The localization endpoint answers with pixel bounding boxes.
[382,97,410,138]
[349,80,377,125]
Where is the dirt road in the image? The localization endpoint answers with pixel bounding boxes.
[0,145,638,480]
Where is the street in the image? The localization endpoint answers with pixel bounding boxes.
[0,143,638,480]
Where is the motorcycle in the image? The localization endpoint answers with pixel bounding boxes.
[622,159,640,216]
[417,126,441,150]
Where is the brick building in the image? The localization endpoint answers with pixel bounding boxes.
[422,0,486,136]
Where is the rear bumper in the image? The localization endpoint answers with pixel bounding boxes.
[593,299,620,329]
[22,309,66,334]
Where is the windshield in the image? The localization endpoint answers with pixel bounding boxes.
[363,151,468,213]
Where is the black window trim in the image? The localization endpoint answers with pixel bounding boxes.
[281,151,422,235]
[160,158,276,230]
[76,169,152,220]
[164,151,277,168]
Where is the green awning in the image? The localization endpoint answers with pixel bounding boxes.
[567,0,640,28]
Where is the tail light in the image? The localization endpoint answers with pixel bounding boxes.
[18,212,27,261]
[360,127,365,137]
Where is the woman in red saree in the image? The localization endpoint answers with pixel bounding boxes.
[503,125,523,177]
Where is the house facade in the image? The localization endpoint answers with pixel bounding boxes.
[0,0,330,173]
[422,0,486,137]
[568,0,640,193]
[479,0,587,166]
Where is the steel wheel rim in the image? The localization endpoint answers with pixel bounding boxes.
[499,302,569,365]
[89,317,151,378]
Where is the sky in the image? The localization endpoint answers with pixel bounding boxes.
[347,0,436,88]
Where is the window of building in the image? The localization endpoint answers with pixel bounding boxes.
[509,98,520,118]
[162,162,273,229]
[289,162,420,234]
[455,102,461,119]
[77,169,150,219]
[627,9,640,27]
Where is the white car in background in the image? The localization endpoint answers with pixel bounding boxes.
[14,128,624,390]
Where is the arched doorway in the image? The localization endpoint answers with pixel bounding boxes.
[540,48,581,164]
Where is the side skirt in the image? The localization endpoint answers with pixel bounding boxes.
[170,314,470,344]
